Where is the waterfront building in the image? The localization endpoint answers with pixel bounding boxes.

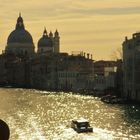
[94,60,116,76]
[94,75,106,91]
[30,55,50,89]
[2,51,92,92]
[0,55,7,85]
[93,60,120,92]
[6,57,27,87]
[0,14,95,92]
[122,32,140,101]
[29,52,94,91]
[94,66,117,92]
[30,53,62,90]
[57,52,94,91]
[115,59,123,96]
[104,67,117,88]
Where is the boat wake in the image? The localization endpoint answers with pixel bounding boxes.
[51,125,113,140]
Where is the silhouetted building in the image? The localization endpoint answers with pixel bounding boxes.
[123,32,140,101]
[94,66,117,91]
[94,60,116,76]
[0,55,7,85]
[115,59,123,96]
[0,14,95,92]
[57,52,94,91]
[5,13,35,56]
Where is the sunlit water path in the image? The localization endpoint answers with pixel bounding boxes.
[0,88,140,140]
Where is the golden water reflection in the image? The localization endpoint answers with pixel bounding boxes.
[0,88,140,140]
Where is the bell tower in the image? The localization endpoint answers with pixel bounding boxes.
[54,29,60,53]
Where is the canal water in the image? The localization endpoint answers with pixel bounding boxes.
[0,88,140,140]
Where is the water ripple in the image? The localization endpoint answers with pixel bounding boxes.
[0,88,140,139]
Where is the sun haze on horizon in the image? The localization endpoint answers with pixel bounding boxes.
[0,0,140,60]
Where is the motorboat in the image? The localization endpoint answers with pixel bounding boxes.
[71,118,93,133]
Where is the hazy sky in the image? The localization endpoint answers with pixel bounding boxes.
[0,0,140,60]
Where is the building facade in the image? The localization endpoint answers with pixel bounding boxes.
[123,32,140,101]
[57,53,94,91]
[0,14,95,92]
[94,60,116,76]
[93,60,119,92]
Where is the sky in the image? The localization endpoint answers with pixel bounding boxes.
[0,0,140,60]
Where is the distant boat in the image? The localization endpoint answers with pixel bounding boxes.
[101,95,126,104]
[71,118,93,133]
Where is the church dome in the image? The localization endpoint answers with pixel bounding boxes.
[7,30,33,44]
[7,13,33,44]
[38,29,53,47]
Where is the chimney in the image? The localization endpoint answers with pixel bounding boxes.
[84,52,86,57]
[125,36,128,41]
[87,53,89,59]
[91,54,93,60]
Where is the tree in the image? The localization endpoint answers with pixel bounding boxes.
[110,47,123,61]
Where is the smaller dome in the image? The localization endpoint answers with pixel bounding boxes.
[38,36,53,47]
[38,29,53,47]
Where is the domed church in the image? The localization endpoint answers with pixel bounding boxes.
[38,28,53,53]
[5,14,60,56]
[37,28,60,54]
[5,13,35,55]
